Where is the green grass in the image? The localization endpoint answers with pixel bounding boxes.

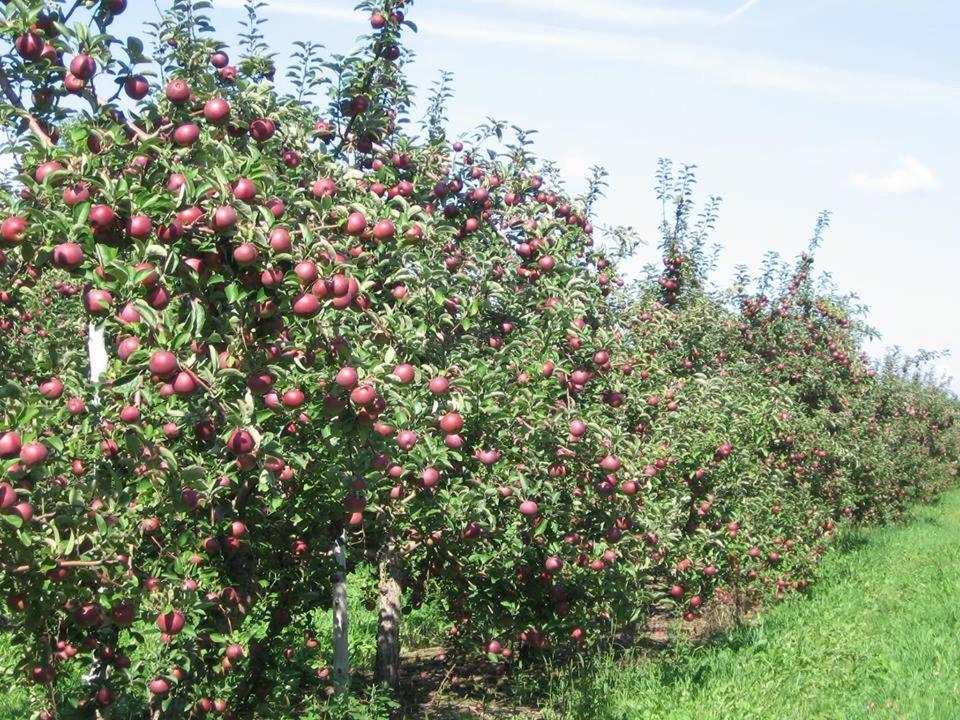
[534,488,960,720]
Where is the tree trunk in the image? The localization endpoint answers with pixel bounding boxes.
[332,529,350,695]
[374,538,402,690]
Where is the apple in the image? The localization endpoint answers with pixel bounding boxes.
[232,178,257,202]
[335,367,358,388]
[157,610,185,635]
[373,219,395,240]
[312,178,337,198]
[124,75,149,100]
[345,212,367,235]
[249,117,275,142]
[233,243,259,266]
[53,242,83,269]
[439,412,463,433]
[173,123,201,146]
[166,79,191,104]
[39,378,63,398]
[35,161,64,184]
[228,429,256,455]
[69,54,96,80]
[1,216,27,245]
[15,32,44,61]
[292,294,319,317]
[84,289,113,315]
[204,98,231,124]
[392,364,415,383]
[149,351,178,377]
[127,214,152,239]
[19,441,48,466]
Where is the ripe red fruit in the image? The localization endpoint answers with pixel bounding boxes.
[96,687,115,706]
[35,161,64,184]
[227,430,256,455]
[211,51,229,68]
[39,378,63,399]
[84,289,113,315]
[439,412,463,434]
[372,219,395,240]
[335,367,358,388]
[173,372,199,395]
[599,455,622,472]
[538,255,556,271]
[282,389,305,407]
[124,75,149,100]
[165,79,191,104]
[19,441,48,466]
[69,54,96,80]
[149,351,178,377]
[204,98,231,124]
[0,482,16,510]
[294,260,318,283]
[269,228,291,252]
[173,123,201,147]
[429,376,449,394]
[292,294,320,317]
[52,242,84,269]
[149,678,170,696]
[127,214,152,239]
[345,212,367,235]
[213,206,238,231]
[233,243,259,266]
[569,419,587,436]
[64,71,86,94]
[232,178,257,202]
[519,500,539,516]
[15,32,44,60]
[350,385,376,406]
[312,178,337,198]
[392,364,415,383]
[0,432,21,460]
[225,644,244,661]
[63,184,90,206]
[89,204,116,229]
[396,430,417,451]
[1,216,27,245]
[249,117,276,142]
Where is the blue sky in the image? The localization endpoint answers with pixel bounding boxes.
[109,0,958,390]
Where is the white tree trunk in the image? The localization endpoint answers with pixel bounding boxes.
[332,530,349,694]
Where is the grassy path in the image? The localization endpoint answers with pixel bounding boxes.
[540,489,960,720]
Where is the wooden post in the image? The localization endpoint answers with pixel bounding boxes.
[374,538,402,690]
[332,530,350,695]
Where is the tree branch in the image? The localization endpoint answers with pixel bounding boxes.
[0,63,55,148]
[97,96,153,142]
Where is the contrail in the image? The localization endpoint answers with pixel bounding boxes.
[722,0,762,23]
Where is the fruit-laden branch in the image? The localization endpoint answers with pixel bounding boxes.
[0,63,55,148]
[7,558,127,573]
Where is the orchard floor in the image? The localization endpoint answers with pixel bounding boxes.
[3,489,959,720]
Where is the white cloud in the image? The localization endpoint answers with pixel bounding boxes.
[851,157,939,194]
[227,0,960,110]
[722,0,763,24]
